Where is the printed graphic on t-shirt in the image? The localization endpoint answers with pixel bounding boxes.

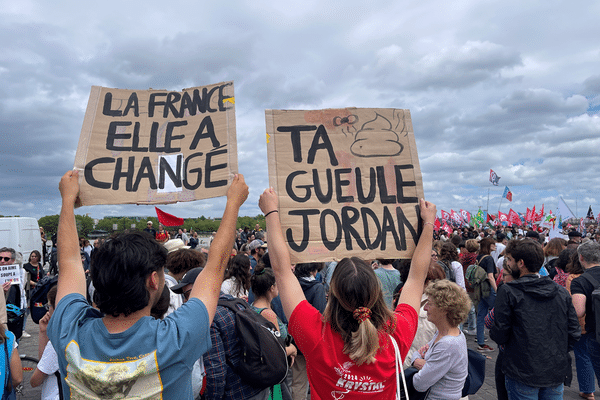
[65,341,163,399]
[332,360,386,398]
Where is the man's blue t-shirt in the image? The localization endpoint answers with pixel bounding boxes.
[48,293,211,399]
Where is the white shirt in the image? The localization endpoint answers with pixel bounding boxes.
[491,242,506,264]
[38,341,59,400]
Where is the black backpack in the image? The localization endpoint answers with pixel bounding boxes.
[217,298,288,389]
[6,285,24,339]
[29,275,58,324]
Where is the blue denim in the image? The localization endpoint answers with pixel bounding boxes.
[505,376,563,400]
[467,304,477,331]
[477,290,495,345]
[574,332,596,393]
[584,332,600,385]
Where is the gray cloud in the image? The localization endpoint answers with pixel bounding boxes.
[1,1,600,221]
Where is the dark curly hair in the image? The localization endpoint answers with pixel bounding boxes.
[165,249,206,276]
[224,254,251,296]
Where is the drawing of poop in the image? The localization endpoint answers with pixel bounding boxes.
[350,113,404,158]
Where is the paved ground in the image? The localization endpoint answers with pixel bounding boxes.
[14,316,591,399]
[465,329,589,400]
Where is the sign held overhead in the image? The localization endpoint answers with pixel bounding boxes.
[266,108,424,263]
[74,81,237,206]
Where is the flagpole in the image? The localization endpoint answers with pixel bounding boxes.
[486,189,490,213]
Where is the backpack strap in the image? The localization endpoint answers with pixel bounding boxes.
[55,370,64,400]
[582,273,600,289]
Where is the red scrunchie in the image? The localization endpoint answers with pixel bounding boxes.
[353,307,372,323]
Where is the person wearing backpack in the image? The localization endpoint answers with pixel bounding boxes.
[191,262,284,400]
[250,265,297,400]
[259,189,437,400]
[490,238,580,400]
[571,241,600,392]
[475,237,497,352]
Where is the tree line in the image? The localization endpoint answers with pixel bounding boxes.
[37,214,265,239]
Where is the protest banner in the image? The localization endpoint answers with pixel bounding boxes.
[266,108,424,263]
[0,264,21,286]
[74,82,238,206]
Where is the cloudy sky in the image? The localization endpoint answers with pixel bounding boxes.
[2,0,599,222]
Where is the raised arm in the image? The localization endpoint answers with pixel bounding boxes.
[56,170,87,305]
[259,188,306,319]
[398,198,436,314]
[190,174,248,324]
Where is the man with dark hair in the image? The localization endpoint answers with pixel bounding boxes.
[571,241,600,387]
[48,170,248,399]
[172,267,272,400]
[248,239,267,271]
[490,239,580,399]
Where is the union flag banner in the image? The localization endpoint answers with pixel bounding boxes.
[508,209,521,225]
[525,208,533,222]
[441,210,450,224]
[460,209,471,224]
[441,222,452,235]
[498,211,508,225]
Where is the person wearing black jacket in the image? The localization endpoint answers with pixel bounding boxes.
[292,262,326,400]
[490,239,580,400]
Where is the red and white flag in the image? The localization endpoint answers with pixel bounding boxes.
[460,209,471,224]
[442,222,453,235]
[498,211,508,224]
[525,208,533,222]
[508,209,521,226]
[441,210,450,224]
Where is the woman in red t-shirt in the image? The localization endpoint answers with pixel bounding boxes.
[258,189,436,399]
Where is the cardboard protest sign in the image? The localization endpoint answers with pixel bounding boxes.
[0,264,21,286]
[74,82,237,206]
[266,108,424,263]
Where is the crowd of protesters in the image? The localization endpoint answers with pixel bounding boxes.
[2,172,600,400]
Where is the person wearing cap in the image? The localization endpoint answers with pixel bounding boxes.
[174,267,271,400]
[143,221,157,238]
[48,170,248,399]
[248,239,267,272]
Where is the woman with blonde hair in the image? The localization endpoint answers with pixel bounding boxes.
[259,188,436,399]
[410,280,471,399]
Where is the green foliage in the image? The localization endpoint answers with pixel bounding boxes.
[75,215,95,237]
[36,213,268,238]
[38,215,60,237]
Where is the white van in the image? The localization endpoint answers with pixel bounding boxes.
[0,217,43,262]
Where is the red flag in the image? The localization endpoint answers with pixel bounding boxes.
[535,204,544,222]
[155,207,184,227]
[442,222,452,235]
[525,208,532,222]
[460,209,471,224]
[441,210,450,224]
[508,209,521,225]
[531,205,536,222]
[498,211,508,224]
[434,218,441,231]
